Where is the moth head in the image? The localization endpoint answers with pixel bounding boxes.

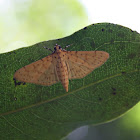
[54,44,62,52]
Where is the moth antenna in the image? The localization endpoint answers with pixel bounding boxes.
[43,46,53,52]
[64,44,73,49]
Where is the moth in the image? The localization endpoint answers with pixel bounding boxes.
[14,44,109,92]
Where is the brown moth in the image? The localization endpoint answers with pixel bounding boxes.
[14,44,109,92]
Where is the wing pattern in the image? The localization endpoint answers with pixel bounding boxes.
[66,51,109,79]
[14,55,59,86]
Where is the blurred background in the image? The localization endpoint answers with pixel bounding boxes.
[0,0,140,139]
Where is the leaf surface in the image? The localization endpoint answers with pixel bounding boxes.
[0,23,140,140]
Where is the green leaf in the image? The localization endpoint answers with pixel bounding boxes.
[0,23,140,140]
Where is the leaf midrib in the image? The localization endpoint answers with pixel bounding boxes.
[0,69,138,117]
